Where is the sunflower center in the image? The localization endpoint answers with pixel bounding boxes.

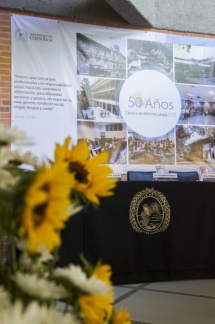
[69,161,88,183]
[33,203,48,227]
[32,183,49,227]
[0,140,8,146]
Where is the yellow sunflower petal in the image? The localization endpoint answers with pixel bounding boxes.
[91,264,112,286]
[82,191,100,205]
[54,136,71,161]
[70,139,89,162]
[28,224,61,253]
[80,294,113,323]
[112,308,131,324]
[25,189,48,208]
[87,151,110,169]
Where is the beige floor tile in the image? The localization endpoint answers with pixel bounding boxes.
[147,279,215,297]
[113,286,134,300]
[114,289,215,324]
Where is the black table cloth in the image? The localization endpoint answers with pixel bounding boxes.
[59,181,215,284]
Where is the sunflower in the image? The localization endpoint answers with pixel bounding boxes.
[19,161,74,253]
[54,137,118,205]
[79,294,113,324]
[112,308,131,324]
[91,264,112,286]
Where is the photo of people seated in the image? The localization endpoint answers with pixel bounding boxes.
[77,121,127,164]
[181,100,215,125]
[128,132,175,165]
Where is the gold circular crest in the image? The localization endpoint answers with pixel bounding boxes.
[129,187,170,234]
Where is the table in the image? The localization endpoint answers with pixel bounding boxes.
[58,181,215,284]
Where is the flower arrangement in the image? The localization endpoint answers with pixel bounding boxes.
[0,124,131,323]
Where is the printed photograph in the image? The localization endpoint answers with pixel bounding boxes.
[177,84,215,125]
[174,44,215,84]
[77,77,124,122]
[77,33,126,79]
[77,120,127,164]
[176,125,215,171]
[128,130,175,165]
[127,39,173,78]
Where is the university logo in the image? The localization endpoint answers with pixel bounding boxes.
[15,28,28,42]
[129,187,170,234]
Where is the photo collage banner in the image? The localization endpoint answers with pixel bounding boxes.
[11,14,215,174]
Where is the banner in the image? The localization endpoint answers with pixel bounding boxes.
[11,14,215,174]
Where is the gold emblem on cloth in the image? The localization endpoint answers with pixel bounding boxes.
[129,187,170,234]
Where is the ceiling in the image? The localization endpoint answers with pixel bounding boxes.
[179,84,215,103]
[1,0,215,36]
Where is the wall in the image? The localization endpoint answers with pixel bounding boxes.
[0,10,11,127]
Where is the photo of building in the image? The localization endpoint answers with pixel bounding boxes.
[77,33,126,78]
[174,44,215,84]
[77,77,123,122]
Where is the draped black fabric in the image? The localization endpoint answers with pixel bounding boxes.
[59,181,215,284]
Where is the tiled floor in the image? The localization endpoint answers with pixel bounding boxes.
[113,279,215,324]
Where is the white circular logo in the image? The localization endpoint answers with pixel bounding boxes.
[119,70,181,137]
[15,28,28,42]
